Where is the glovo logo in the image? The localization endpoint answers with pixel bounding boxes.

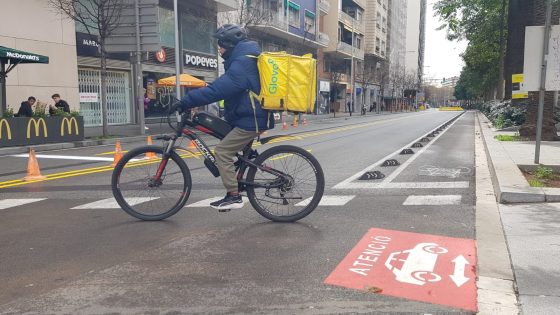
[267,58,280,94]
[27,118,48,139]
[61,117,79,136]
[0,119,11,140]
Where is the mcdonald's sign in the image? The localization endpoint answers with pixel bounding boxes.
[1,116,84,147]
[27,118,48,138]
[61,117,79,136]
[0,119,11,140]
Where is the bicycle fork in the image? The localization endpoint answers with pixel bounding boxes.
[152,137,177,183]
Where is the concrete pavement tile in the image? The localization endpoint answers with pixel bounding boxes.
[499,204,560,297]
[519,295,560,315]
[477,276,518,315]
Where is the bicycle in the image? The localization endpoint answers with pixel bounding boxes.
[111,105,325,222]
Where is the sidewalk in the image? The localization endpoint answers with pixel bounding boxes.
[477,111,560,314]
[477,113,560,203]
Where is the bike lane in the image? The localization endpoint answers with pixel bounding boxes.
[325,112,477,313]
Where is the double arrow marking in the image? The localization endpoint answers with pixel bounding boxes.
[450,255,470,287]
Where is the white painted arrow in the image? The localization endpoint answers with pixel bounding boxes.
[450,255,470,287]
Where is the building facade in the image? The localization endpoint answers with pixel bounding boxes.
[0,0,79,113]
[322,0,366,112]
[385,0,407,109]
[404,0,426,90]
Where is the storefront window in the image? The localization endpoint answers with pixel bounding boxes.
[78,68,131,127]
[159,7,175,48]
[181,14,216,55]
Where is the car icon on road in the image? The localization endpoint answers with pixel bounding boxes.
[384,242,448,286]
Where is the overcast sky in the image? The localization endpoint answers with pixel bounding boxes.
[423,0,468,83]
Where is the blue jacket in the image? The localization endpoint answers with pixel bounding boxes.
[181,40,274,131]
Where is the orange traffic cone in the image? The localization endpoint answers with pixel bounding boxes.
[111,140,123,167]
[145,136,156,159]
[303,118,308,126]
[24,149,46,181]
[282,121,288,130]
[292,116,298,128]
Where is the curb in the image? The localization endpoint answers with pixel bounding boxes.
[477,112,560,203]
[474,116,520,314]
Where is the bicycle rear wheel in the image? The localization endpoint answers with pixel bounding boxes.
[246,145,324,222]
[111,145,192,221]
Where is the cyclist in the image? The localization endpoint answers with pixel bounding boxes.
[175,24,274,210]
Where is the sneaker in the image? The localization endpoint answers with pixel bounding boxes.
[210,194,244,211]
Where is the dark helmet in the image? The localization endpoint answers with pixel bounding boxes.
[213,24,247,49]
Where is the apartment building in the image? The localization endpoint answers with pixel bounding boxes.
[385,0,407,109]
[362,0,389,111]
[322,0,366,112]
[404,0,427,90]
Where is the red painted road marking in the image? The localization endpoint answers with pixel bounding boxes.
[324,228,477,312]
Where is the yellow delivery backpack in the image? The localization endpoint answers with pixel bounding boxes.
[250,52,317,113]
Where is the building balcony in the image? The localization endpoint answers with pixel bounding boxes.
[336,41,364,60]
[250,14,326,48]
[318,0,330,14]
[353,0,366,9]
[317,32,330,46]
[338,11,364,33]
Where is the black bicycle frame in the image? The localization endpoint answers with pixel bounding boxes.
[154,114,289,190]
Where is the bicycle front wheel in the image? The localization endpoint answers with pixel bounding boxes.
[111,145,192,221]
[246,145,325,222]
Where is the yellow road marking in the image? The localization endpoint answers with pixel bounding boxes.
[0,114,422,189]
[96,150,129,156]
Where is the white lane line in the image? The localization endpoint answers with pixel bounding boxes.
[0,198,47,210]
[11,154,141,162]
[334,113,464,189]
[72,197,157,209]
[339,181,470,189]
[335,181,470,189]
[296,195,355,206]
[403,195,462,205]
[185,197,222,208]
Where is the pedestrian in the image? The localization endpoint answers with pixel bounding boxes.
[49,93,70,115]
[346,101,351,112]
[15,96,36,117]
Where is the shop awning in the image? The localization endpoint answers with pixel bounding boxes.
[1,46,50,114]
[0,46,49,64]
[157,74,207,88]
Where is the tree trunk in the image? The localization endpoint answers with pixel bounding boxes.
[496,0,507,100]
[99,40,109,137]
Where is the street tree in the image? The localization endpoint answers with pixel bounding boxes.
[220,0,274,28]
[49,0,126,137]
[355,60,379,112]
[434,0,506,100]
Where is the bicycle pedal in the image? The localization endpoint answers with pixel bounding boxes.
[218,208,232,213]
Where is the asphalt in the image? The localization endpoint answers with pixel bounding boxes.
[0,110,483,314]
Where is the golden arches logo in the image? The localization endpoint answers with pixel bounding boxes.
[0,119,12,140]
[27,118,48,138]
[61,117,79,136]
